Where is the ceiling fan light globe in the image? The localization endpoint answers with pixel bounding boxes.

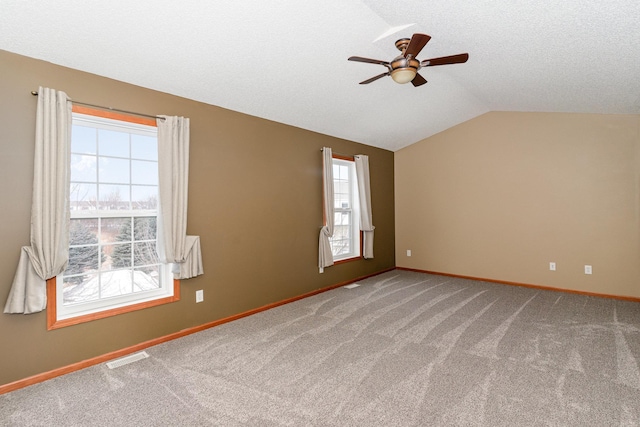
[391,68,417,84]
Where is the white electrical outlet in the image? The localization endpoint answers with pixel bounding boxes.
[584,265,592,275]
[549,262,556,271]
[407,250,412,257]
[195,289,204,303]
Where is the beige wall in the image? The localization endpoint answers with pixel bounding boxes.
[396,111,640,298]
[0,50,395,386]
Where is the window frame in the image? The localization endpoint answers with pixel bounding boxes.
[329,154,363,264]
[46,106,180,331]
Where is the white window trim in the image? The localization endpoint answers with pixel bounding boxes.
[56,113,173,321]
[330,158,361,261]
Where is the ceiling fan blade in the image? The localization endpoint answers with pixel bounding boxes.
[348,56,390,67]
[359,72,390,85]
[411,73,428,87]
[404,33,431,58]
[421,53,469,67]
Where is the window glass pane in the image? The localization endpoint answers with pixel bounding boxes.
[70,154,97,182]
[131,134,157,160]
[99,157,130,184]
[335,194,350,209]
[333,224,350,239]
[335,180,349,195]
[107,243,132,269]
[99,184,130,210]
[134,241,159,267]
[70,183,98,211]
[102,218,132,271]
[70,218,99,245]
[100,270,133,298]
[65,245,100,276]
[131,160,158,185]
[133,267,161,292]
[98,129,129,157]
[132,186,158,210]
[71,125,97,154]
[337,165,349,180]
[331,238,350,256]
[62,273,100,305]
[101,218,131,243]
[134,217,157,240]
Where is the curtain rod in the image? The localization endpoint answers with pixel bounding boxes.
[320,148,359,158]
[31,91,165,121]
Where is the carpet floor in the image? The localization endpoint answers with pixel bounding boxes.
[1,270,640,426]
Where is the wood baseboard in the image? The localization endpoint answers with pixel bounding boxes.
[396,267,640,302]
[0,267,395,395]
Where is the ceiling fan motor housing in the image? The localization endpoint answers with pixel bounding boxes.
[390,55,420,83]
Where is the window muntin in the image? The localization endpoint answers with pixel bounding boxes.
[56,112,172,321]
[329,158,361,260]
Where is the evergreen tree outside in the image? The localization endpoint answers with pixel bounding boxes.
[65,219,102,284]
[110,216,158,269]
[110,219,132,268]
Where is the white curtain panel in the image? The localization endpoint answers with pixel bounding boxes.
[318,147,334,273]
[355,155,375,259]
[4,87,72,314]
[177,235,204,279]
[156,116,203,279]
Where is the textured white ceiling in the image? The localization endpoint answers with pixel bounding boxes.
[1,1,639,151]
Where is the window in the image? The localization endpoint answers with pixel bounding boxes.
[329,157,361,261]
[47,107,177,329]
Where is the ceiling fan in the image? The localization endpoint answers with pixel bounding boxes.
[348,33,469,87]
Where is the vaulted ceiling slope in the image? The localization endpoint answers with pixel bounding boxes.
[1,1,639,151]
